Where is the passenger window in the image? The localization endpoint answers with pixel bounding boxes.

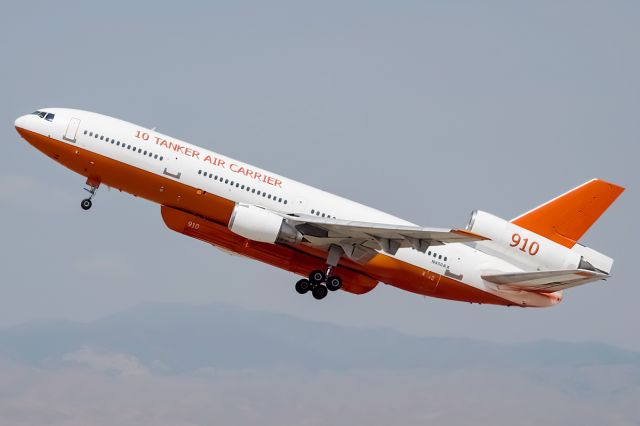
[160,156,163,160]
[198,170,202,175]
[84,130,87,135]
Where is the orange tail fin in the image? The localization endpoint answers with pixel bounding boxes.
[511,179,624,248]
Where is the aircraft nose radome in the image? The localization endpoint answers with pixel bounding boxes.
[14,115,30,138]
[14,115,28,130]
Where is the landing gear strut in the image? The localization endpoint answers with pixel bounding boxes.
[295,245,344,300]
[81,179,100,210]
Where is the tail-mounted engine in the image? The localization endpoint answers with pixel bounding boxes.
[466,210,582,270]
[228,203,302,244]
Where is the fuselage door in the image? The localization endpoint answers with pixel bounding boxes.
[162,155,183,181]
[63,117,81,143]
[293,196,308,214]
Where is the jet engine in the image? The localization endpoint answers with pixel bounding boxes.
[466,210,582,270]
[228,203,302,244]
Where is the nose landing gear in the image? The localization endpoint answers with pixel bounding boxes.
[81,179,100,210]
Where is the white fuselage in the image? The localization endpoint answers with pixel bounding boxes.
[15,108,562,307]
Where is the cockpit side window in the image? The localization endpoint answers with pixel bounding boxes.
[45,113,55,122]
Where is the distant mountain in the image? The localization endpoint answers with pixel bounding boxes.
[0,303,638,373]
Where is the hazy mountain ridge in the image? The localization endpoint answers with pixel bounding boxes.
[0,303,638,372]
[0,304,639,425]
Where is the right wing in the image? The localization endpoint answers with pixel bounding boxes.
[280,212,487,256]
[482,269,608,292]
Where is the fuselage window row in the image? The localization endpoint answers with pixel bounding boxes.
[83,130,163,161]
[427,250,447,262]
[310,209,336,219]
[197,169,288,205]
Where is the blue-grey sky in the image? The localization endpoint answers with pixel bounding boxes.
[1,1,638,349]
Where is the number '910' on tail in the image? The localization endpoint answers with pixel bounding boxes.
[470,179,623,296]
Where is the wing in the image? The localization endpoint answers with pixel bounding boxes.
[280,213,487,259]
[482,269,608,292]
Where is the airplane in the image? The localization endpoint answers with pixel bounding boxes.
[14,108,624,307]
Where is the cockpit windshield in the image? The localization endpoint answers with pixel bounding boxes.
[31,111,55,122]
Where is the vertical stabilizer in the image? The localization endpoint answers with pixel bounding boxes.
[511,179,624,248]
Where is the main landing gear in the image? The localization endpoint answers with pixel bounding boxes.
[295,245,344,300]
[81,180,100,210]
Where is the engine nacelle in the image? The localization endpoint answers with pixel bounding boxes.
[466,210,581,271]
[228,203,302,244]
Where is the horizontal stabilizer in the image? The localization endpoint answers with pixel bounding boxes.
[482,269,608,292]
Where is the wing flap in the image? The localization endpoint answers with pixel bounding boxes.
[482,269,608,292]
